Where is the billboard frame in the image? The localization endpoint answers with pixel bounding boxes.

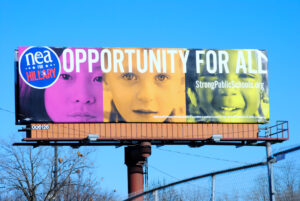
[15,47,270,125]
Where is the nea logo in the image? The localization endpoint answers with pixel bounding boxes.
[19,47,61,89]
[25,49,53,65]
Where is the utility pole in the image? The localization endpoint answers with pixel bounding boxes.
[144,157,149,201]
[211,174,215,201]
[54,146,58,200]
[266,142,276,201]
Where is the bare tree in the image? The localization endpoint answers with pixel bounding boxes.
[0,143,49,201]
[147,180,183,201]
[56,170,117,201]
[246,174,269,201]
[146,180,211,201]
[274,160,300,201]
[0,141,118,201]
[180,186,210,201]
[246,160,300,201]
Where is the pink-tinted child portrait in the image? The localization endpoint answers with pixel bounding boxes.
[44,48,104,122]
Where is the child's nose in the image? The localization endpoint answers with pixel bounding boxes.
[74,96,96,104]
[224,73,238,82]
[217,87,238,96]
[136,82,154,103]
[73,87,96,104]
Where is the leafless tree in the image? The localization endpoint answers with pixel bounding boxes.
[246,174,269,201]
[56,170,117,201]
[146,180,211,201]
[180,186,210,201]
[274,160,300,201]
[0,141,118,201]
[0,142,49,201]
[246,159,300,201]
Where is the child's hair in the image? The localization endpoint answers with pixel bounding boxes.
[185,49,203,117]
[109,101,125,122]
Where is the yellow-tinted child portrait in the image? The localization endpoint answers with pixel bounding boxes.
[187,49,269,123]
[103,48,186,122]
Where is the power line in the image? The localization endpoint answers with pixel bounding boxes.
[0,107,27,118]
[148,164,180,180]
[157,147,300,172]
[125,160,268,201]
[148,164,211,191]
[0,107,15,114]
[156,148,250,165]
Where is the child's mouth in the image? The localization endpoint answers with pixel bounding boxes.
[213,105,243,115]
[218,106,240,112]
[132,110,158,114]
[69,113,96,120]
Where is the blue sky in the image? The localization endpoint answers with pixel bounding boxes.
[1,0,300,198]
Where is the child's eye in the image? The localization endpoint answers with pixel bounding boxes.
[199,73,218,80]
[60,74,72,80]
[122,73,137,81]
[206,73,218,77]
[93,76,103,83]
[200,71,218,77]
[155,74,169,81]
[239,73,256,79]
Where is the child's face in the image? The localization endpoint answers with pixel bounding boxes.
[104,49,185,122]
[197,50,263,122]
[45,48,103,122]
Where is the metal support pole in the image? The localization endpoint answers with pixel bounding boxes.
[211,174,215,201]
[144,157,149,201]
[54,146,58,200]
[266,142,276,201]
[153,190,158,201]
[125,142,151,201]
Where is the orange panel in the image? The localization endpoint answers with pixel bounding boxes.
[141,124,147,138]
[105,124,111,138]
[31,129,36,138]
[185,124,191,138]
[233,124,238,138]
[177,124,183,139]
[227,124,233,138]
[126,124,132,139]
[156,124,162,139]
[119,124,125,138]
[167,124,172,139]
[111,124,115,138]
[136,123,142,139]
[29,123,259,141]
[146,124,151,139]
[100,124,105,139]
[115,123,121,138]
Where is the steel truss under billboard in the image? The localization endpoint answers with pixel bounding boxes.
[15,47,269,125]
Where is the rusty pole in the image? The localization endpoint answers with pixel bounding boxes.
[125,142,151,201]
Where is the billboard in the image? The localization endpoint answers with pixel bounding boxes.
[15,47,269,124]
